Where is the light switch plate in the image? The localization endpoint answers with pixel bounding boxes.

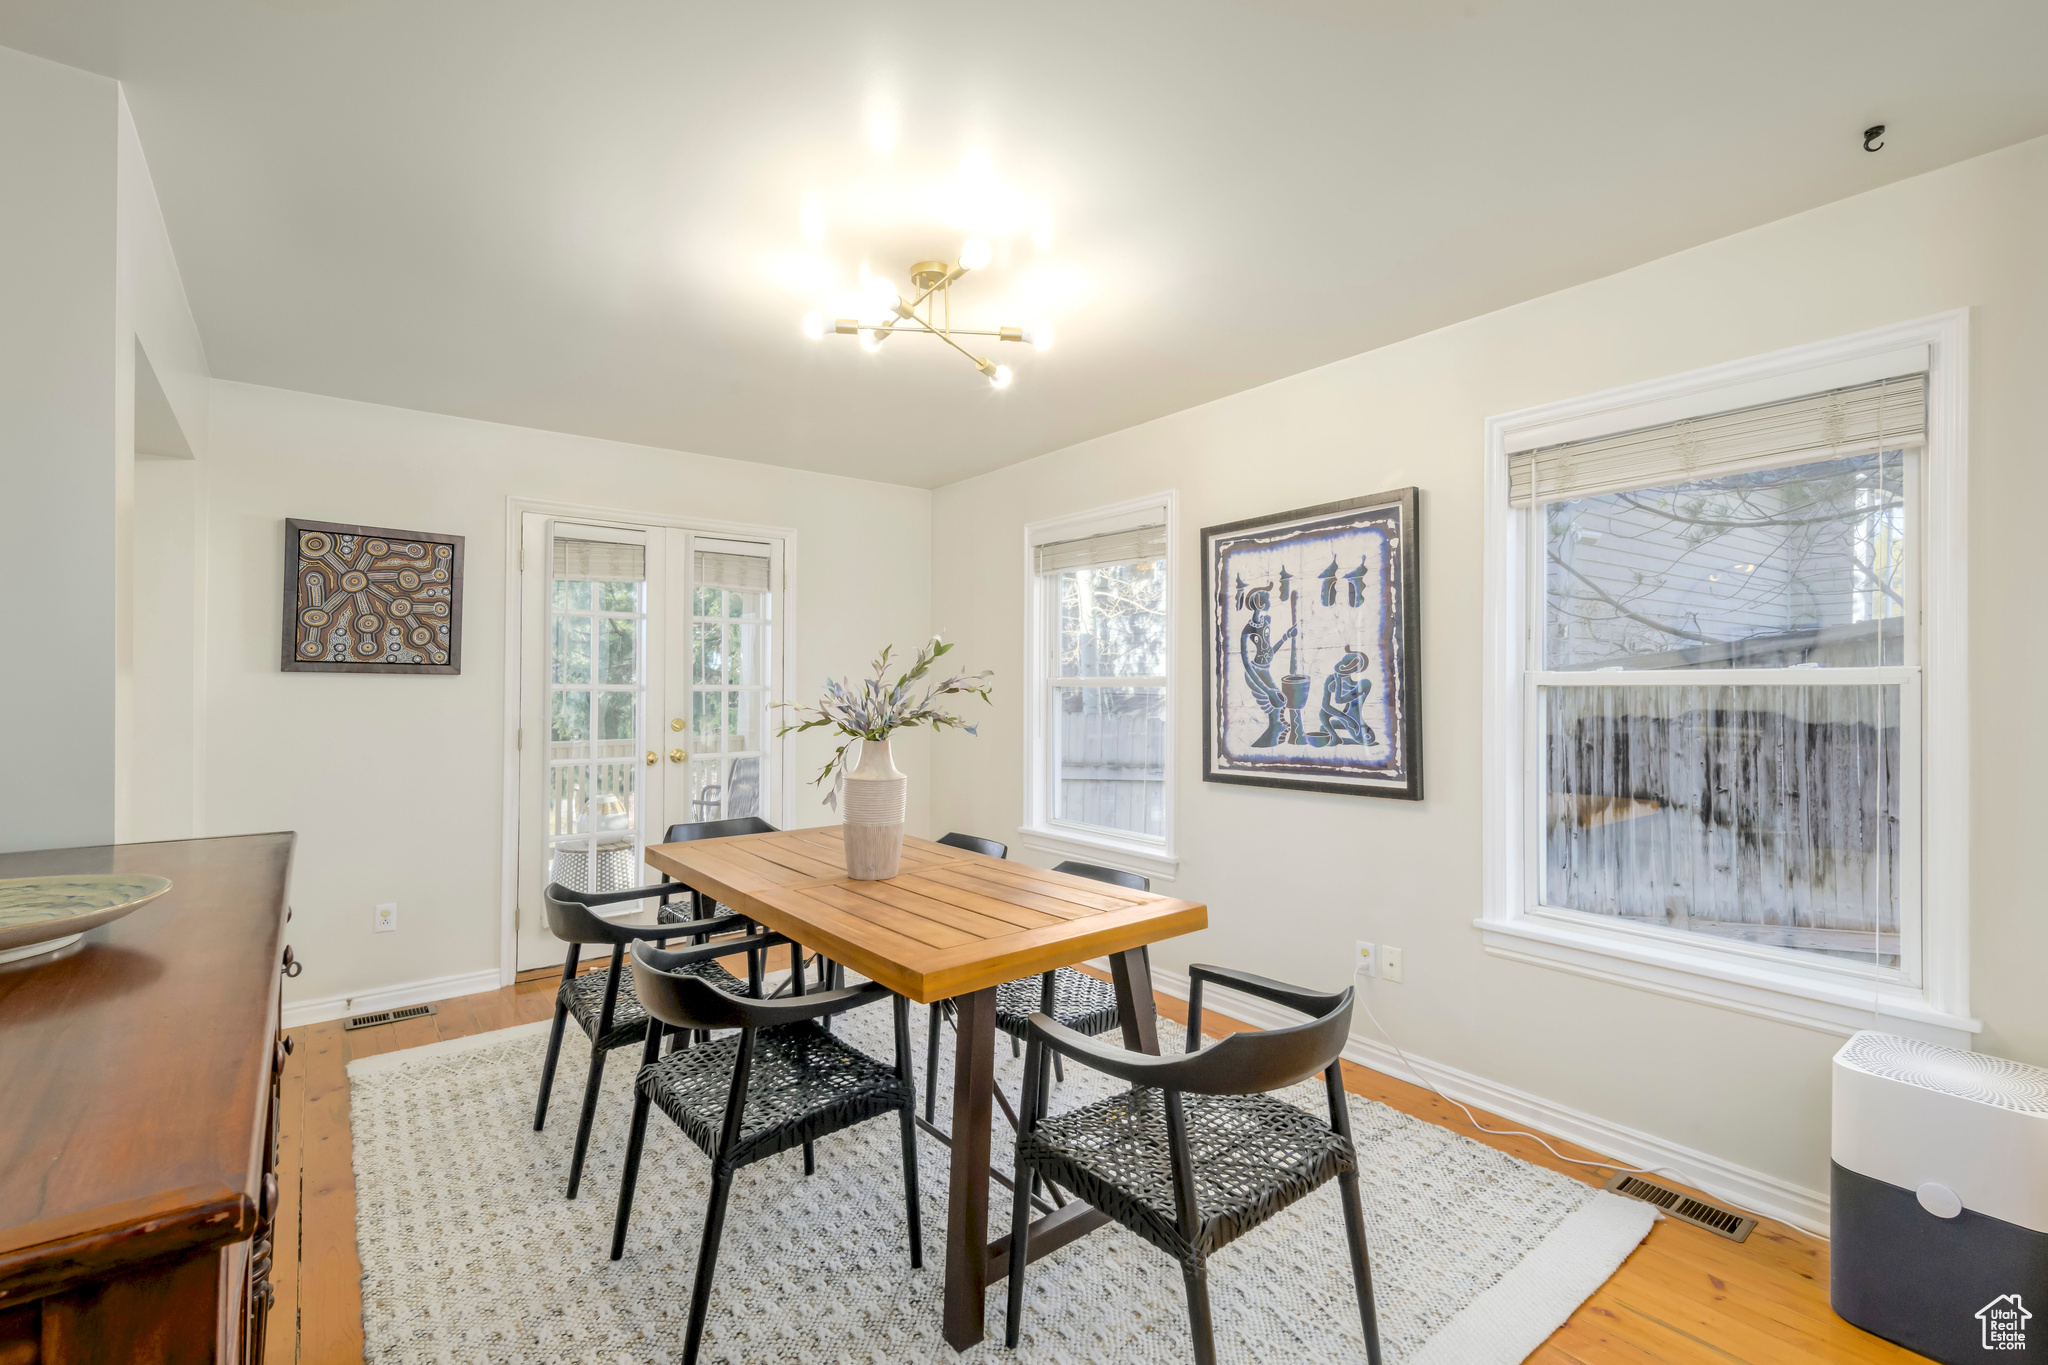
[375,903,398,933]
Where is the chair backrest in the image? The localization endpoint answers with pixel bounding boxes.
[631,937,881,1032]
[544,882,631,945]
[937,831,1008,859]
[662,816,779,844]
[1159,987,1355,1096]
[1051,859,1149,893]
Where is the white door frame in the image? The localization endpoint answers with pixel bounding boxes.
[498,495,799,986]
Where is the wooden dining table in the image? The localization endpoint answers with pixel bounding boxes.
[644,825,1207,1351]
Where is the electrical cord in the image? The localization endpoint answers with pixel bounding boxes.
[1352,983,1658,1175]
[1352,977,1781,1230]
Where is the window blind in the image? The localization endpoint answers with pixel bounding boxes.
[552,537,646,582]
[1034,523,1166,575]
[1508,373,1925,508]
[695,549,772,592]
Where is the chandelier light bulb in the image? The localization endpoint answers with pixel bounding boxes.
[989,363,1013,389]
[861,324,892,352]
[801,312,825,339]
[958,237,992,271]
[1025,323,1055,352]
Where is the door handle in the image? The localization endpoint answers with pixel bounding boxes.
[645,751,657,766]
[669,748,687,763]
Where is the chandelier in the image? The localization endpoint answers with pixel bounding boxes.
[801,237,1053,388]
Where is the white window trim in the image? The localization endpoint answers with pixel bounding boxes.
[1479,311,1977,1048]
[1019,491,1180,881]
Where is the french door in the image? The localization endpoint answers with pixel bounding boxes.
[514,514,785,972]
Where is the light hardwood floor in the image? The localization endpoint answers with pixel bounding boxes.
[266,961,1930,1365]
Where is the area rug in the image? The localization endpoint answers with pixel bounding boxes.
[347,1002,1653,1364]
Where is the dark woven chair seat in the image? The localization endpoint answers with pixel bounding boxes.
[1017,1088,1354,1266]
[638,1020,909,1171]
[995,966,1120,1041]
[560,958,745,1051]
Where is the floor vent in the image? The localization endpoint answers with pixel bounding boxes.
[1603,1172,1757,1242]
[344,1002,439,1032]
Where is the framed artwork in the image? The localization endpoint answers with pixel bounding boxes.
[281,518,465,674]
[1201,488,1420,799]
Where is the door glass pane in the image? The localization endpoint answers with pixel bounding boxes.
[693,690,720,753]
[690,757,721,821]
[597,617,639,684]
[596,691,637,745]
[598,579,641,613]
[1541,683,1900,966]
[549,766,590,836]
[552,579,591,612]
[723,755,763,818]
[553,617,591,683]
[1052,685,1167,837]
[1542,451,1909,671]
[729,623,763,686]
[701,623,726,684]
[729,690,762,756]
[591,762,638,834]
[551,689,590,758]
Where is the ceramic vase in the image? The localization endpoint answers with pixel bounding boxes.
[841,737,907,879]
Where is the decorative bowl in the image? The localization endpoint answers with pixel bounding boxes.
[0,874,173,965]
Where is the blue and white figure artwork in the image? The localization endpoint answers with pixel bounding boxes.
[1202,488,1421,800]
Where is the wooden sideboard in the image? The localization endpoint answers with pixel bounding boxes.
[0,833,297,1365]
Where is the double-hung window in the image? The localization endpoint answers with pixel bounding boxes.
[1482,317,1973,1046]
[1022,496,1178,877]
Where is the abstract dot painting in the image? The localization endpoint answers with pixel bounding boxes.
[282,518,465,673]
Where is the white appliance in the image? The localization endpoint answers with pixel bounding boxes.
[1832,1031,2048,1362]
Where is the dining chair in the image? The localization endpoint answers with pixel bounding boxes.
[534,881,760,1200]
[652,816,774,932]
[656,816,843,998]
[612,935,924,1365]
[924,853,1148,1120]
[1005,963,1383,1365]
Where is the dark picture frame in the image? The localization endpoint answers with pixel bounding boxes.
[1201,488,1421,800]
[281,518,466,674]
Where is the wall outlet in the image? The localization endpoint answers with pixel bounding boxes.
[374,903,398,933]
[1382,945,1404,983]
[1354,940,1377,977]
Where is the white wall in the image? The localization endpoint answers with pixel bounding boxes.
[0,47,118,852]
[929,134,2048,1212]
[118,87,211,842]
[197,381,933,1012]
[0,48,210,853]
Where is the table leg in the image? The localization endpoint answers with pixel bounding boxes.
[943,986,998,1350]
[1109,946,1161,1055]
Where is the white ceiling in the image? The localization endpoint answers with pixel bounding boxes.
[6,1,2046,488]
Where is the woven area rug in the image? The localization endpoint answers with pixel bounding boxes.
[347,1002,1653,1364]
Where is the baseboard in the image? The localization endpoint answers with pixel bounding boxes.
[282,967,503,1030]
[1147,965,1831,1238]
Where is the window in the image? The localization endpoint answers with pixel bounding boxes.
[1023,496,1178,876]
[1482,316,1974,1046]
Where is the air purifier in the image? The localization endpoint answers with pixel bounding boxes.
[1832,1031,2048,1361]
